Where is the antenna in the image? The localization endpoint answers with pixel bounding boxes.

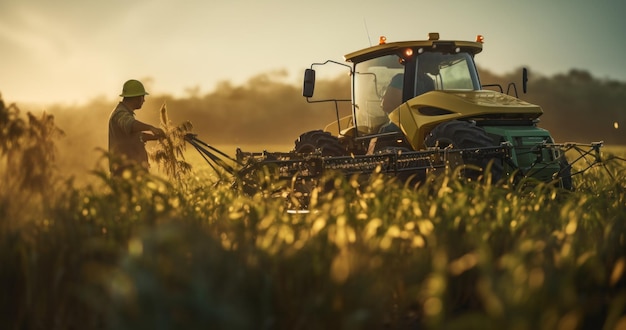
[363,19,372,46]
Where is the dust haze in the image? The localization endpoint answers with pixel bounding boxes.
[6,67,625,183]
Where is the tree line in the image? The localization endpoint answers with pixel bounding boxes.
[19,67,624,177]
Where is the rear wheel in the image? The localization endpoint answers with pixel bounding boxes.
[424,120,503,182]
[292,130,347,209]
[294,130,346,156]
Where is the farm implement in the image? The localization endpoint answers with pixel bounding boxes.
[184,134,608,207]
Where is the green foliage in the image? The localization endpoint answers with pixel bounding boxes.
[149,102,193,183]
[1,101,625,329]
[0,100,65,222]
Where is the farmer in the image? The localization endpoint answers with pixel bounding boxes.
[108,79,165,176]
[379,73,404,133]
[381,73,404,115]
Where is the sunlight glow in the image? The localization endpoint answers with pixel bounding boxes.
[128,238,143,256]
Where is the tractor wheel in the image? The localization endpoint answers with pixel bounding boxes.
[424,120,503,182]
[294,130,346,156]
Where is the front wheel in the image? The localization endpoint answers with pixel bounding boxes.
[424,120,503,182]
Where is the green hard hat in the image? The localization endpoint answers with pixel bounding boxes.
[119,79,149,97]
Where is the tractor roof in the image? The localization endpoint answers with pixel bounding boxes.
[344,34,484,64]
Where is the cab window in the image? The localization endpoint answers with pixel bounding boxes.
[353,54,403,134]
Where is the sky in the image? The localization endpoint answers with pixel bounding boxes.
[1,0,625,105]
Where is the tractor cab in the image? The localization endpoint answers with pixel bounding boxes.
[303,33,541,154]
[345,34,484,135]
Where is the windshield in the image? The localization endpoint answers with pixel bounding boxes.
[415,52,480,93]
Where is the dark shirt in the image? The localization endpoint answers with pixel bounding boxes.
[108,102,148,173]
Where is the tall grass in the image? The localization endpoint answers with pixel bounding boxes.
[1,101,625,329]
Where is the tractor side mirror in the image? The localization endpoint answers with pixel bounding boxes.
[522,67,528,94]
[302,68,316,98]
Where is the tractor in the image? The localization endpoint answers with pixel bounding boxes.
[294,33,572,188]
[186,33,606,205]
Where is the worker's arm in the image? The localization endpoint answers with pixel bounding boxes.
[132,120,165,140]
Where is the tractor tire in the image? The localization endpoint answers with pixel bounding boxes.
[424,120,503,182]
[294,130,346,156]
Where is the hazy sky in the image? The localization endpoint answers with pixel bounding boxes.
[1,0,625,105]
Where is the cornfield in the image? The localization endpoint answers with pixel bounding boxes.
[1,101,625,330]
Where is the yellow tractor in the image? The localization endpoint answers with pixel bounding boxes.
[186,33,608,203]
[294,33,575,187]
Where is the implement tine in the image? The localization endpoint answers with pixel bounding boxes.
[547,141,623,180]
[184,134,240,175]
[187,134,243,166]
